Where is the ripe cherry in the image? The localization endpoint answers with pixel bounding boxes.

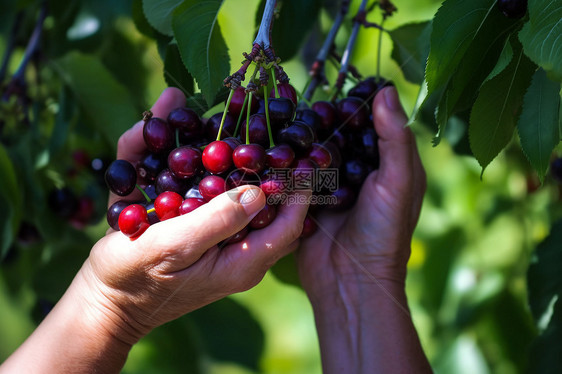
[278,121,315,152]
[266,144,295,169]
[205,112,236,140]
[118,204,150,240]
[156,169,191,195]
[199,175,227,202]
[167,107,203,140]
[249,204,277,229]
[179,197,206,215]
[143,117,174,154]
[137,153,166,183]
[202,140,233,174]
[240,114,270,148]
[107,200,130,231]
[271,83,297,106]
[229,86,259,118]
[498,0,527,18]
[307,143,333,169]
[337,97,370,131]
[222,226,249,244]
[312,101,338,134]
[154,191,184,220]
[105,159,137,196]
[268,97,295,128]
[233,144,267,173]
[168,146,203,179]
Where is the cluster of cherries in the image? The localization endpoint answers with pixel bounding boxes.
[105,76,387,241]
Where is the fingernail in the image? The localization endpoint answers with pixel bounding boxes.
[383,86,402,112]
[239,187,264,216]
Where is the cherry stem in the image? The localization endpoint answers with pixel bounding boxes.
[271,68,280,98]
[217,89,234,141]
[376,17,386,82]
[263,85,275,148]
[303,0,350,102]
[245,92,253,145]
[146,207,156,214]
[175,128,180,148]
[136,184,152,203]
[332,0,369,101]
[233,93,248,138]
[253,0,277,49]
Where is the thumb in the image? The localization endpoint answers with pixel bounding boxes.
[137,185,265,271]
[372,86,414,192]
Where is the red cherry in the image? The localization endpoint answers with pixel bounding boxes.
[179,197,206,215]
[229,86,259,118]
[202,140,233,174]
[271,83,297,106]
[233,144,266,173]
[222,225,250,245]
[154,191,184,220]
[249,204,277,229]
[307,143,332,169]
[168,146,203,179]
[199,175,227,202]
[118,204,150,240]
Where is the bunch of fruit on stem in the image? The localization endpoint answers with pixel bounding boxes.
[105,64,387,241]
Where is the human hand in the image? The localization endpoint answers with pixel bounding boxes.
[297,86,426,303]
[75,87,311,343]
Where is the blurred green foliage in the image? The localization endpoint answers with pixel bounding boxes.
[1,0,562,373]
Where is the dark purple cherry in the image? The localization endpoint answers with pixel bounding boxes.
[295,108,321,133]
[498,0,527,18]
[240,114,270,148]
[105,160,137,196]
[337,97,370,131]
[199,175,227,202]
[143,184,158,200]
[185,185,204,199]
[107,200,130,231]
[344,159,369,186]
[168,146,203,179]
[167,107,202,140]
[249,204,277,229]
[324,142,342,169]
[551,157,562,182]
[326,185,356,211]
[266,144,295,169]
[268,97,295,128]
[156,169,190,195]
[229,86,259,118]
[307,143,332,169]
[358,127,380,166]
[233,144,267,174]
[223,137,242,150]
[143,201,160,225]
[137,153,166,183]
[312,101,338,134]
[143,117,174,154]
[202,140,233,174]
[271,83,297,106]
[291,158,318,190]
[348,77,391,104]
[278,121,315,152]
[204,112,236,140]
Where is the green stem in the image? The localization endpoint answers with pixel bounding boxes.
[136,184,151,203]
[294,86,311,107]
[175,128,180,148]
[146,207,155,214]
[234,93,249,138]
[245,92,253,145]
[376,17,385,82]
[271,68,280,98]
[263,85,275,148]
[217,89,234,141]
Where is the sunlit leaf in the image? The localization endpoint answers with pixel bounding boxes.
[518,68,561,181]
[142,0,183,36]
[390,21,432,85]
[172,0,230,107]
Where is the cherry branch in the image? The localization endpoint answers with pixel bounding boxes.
[303,0,351,102]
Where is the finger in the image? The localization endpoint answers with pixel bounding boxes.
[372,86,414,193]
[219,190,311,273]
[137,185,266,272]
[409,137,426,230]
[116,87,186,161]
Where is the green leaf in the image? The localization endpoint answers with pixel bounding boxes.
[172,0,230,107]
[519,0,562,81]
[527,218,562,372]
[0,144,21,260]
[469,44,536,173]
[53,52,140,152]
[518,68,562,181]
[426,0,497,95]
[433,15,517,146]
[255,0,322,60]
[142,0,183,36]
[163,43,195,96]
[390,21,432,85]
[484,38,514,83]
[189,297,264,370]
